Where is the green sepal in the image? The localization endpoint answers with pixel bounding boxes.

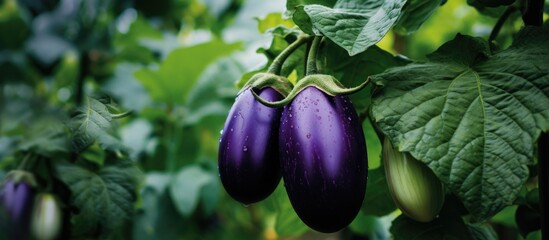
[2,170,38,187]
[252,74,370,108]
[241,72,293,97]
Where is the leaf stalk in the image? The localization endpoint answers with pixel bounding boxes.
[306,36,322,75]
[267,35,312,75]
[488,5,518,45]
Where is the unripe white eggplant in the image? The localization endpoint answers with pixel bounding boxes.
[31,193,62,240]
[383,138,445,222]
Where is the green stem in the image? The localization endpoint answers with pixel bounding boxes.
[267,35,312,75]
[306,36,322,76]
[488,5,517,44]
[522,0,544,26]
[18,153,33,171]
[74,51,88,107]
[111,111,133,119]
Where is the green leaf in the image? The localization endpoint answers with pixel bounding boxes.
[294,0,406,56]
[134,40,241,105]
[320,40,409,110]
[394,0,443,35]
[390,204,473,240]
[68,97,128,153]
[256,13,295,33]
[18,117,70,157]
[185,57,243,125]
[467,223,498,240]
[285,0,336,15]
[349,212,389,240]
[56,159,142,238]
[169,165,218,217]
[271,183,308,237]
[0,0,30,50]
[103,63,152,112]
[133,173,189,240]
[371,27,549,221]
[363,119,382,169]
[525,230,542,240]
[361,166,396,216]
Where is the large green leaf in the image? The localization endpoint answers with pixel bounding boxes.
[185,57,243,125]
[56,159,142,238]
[68,97,128,153]
[371,27,549,221]
[134,40,241,105]
[320,40,409,110]
[18,117,70,157]
[390,204,473,240]
[169,165,219,217]
[294,0,406,56]
[393,0,443,35]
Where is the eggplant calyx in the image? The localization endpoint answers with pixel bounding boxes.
[252,74,370,108]
[241,72,293,97]
[2,170,38,187]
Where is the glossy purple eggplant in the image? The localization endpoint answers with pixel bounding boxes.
[218,87,283,205]
[280,86,367,233]
[0,179,35,239]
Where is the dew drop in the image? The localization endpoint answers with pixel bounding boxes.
[289,114,293,118]
[348,117,352,121]
[219,129,224,135]
[243,146,248,152]
[306,133,311,139]
[290,125,294,129]
[230,128,234,132]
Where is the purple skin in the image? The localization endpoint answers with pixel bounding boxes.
[0,180,35,239]
[280,86,367,233]
[218,87,283,205]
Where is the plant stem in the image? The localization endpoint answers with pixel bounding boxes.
[74,51,88,107]
[18,153,33,171]
[539,132,548,240]
[267,35,312,75]
[488,5,517,44]
[306,36,322,76]
[522,0,544,26]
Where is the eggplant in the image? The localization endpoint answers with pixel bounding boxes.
[383,138,445,222]
[0,179,35,239]
[279,86,368,233]
[218,87,283,205]
[31,193,63,240]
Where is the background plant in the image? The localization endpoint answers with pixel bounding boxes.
[0,0,548,239]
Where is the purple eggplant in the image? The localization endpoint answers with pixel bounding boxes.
[218,87,283,204]
[280,86,367,233]
[1,179,35,239]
